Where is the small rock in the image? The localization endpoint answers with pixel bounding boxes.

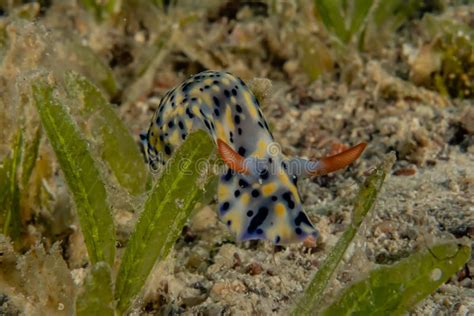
[457,264,470,282]
[460,278,472,288]
[303,235,317,248]
[185,252,207,272]
[209,244,239,272]
[232,252,242,269]
[246,262,263,275]
[181,294,207,308]
[460,107,474,134]
[190,206,217,232]
[393,167,417,176]
[210,280,246,299]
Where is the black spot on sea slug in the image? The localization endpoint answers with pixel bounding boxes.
[294,211,312,227]
[295,227,302,235]
[164,145,172,155]
[234,190,240,197]
[182,82,192,92]
[221,202,230,212]
[259,169,269,180]
[247,207,269,234]
[251,189,260,197]
[223,169,233,181]
[227,220,232,226]
[264,120,270,130]
[236,104,242,113]
[238,128,242,135]
[224,90,230,98]
[178,121,184,130]
[275,236,281,243]
[168,121,174,128]
[247,210,253,217]
[238,147,246,156]
[282,191,295,209]
[253,96,260,106]
[213,96,220,107]
[234,115,240,124]
[239,179,249,188]
[232,88,237,96]
[186,108,194,119]
[271,196,277,201]
[256,228,263,234]
[292,175,298,185]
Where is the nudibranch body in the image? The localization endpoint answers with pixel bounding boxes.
[143,70,366,244]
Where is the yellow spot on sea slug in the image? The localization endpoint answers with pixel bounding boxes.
[225,106,235,130]
[243,91,258,117]
[218,185,229,198]
[221,77,230,85]
[192,105,201,116]
[254,139,268,158]
[261,183,276,196]
[169,130,180,145]
[201,93,213,107]
[185,120,193,130]
[215,121,227,140]
[275,203,286,217]
[240,192,250,206]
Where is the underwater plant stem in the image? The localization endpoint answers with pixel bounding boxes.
[115,131,216,314]
[291,152,396,316]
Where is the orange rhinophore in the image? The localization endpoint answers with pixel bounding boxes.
[311,143,367,176]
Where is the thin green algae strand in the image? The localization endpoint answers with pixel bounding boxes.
[115,130,217,314]
[292,152,396,316]
[321,242,470,315]
[65,71,148,196]
[32,79,115,266]
[76,261,114,316]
